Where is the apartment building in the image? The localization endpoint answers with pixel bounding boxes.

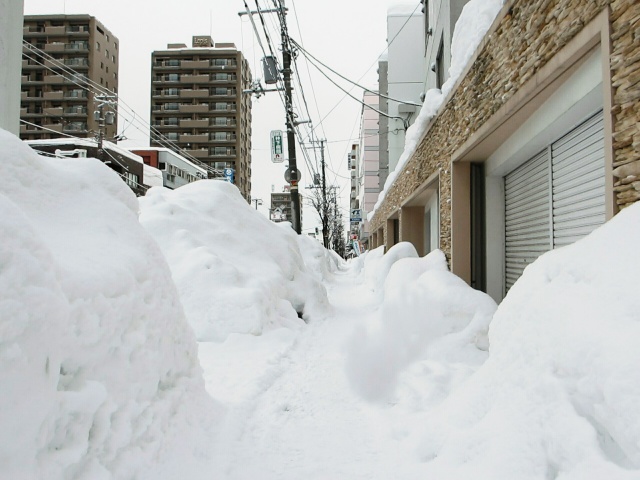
[21,14,119,141]
[150,36,252,201]
[354,91,381,245]
[270,188,303,225]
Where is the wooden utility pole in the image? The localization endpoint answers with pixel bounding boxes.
[280,0,302,234]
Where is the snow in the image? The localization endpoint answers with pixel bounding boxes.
[2,125,640,479]
[369,0,505,220]
[142,163,163,188]
[0,129,217,479]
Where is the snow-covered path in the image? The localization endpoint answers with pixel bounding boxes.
[200,265,424,479]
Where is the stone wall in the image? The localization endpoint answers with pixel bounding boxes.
[370,0,640,258]
[610,2,640,208]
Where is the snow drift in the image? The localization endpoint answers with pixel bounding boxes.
[347,247,496,403]
[138,181,331,342]
[0,129,217,480]
[355,205,640,479]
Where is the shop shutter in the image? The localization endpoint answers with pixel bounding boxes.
[504,149,551,291]
[551,111,606,247]
[503,110,605,293]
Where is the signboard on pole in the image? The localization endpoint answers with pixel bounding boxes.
[271,130,284,163]
[350,209,362,223]
[223,168,234,184]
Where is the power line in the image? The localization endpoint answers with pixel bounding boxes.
[290,38,422,107]
[22,40,224,177]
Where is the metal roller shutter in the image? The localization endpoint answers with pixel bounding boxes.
[504,110,605,293]
[504,149,551,291]
[552,111,606,247]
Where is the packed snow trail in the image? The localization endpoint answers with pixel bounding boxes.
[201,264,427,479]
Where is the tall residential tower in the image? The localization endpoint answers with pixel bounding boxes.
[21,14,119,141]
[150,36,252,200]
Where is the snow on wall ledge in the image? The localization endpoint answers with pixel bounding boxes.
[0,129,218,480]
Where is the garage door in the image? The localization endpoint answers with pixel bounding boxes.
[504,111,605,292]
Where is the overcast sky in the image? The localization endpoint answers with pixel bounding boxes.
[23,0,417,232]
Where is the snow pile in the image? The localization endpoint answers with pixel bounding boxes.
[139,181,331,342]
[369,0,505,220]
[407,204,640,479]
[347,248,496,403]
[294,232,345,283]
[0,130,217,480]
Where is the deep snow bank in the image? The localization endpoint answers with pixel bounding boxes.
[347,246,497,402]
[377,207,640,479]
[139,181,331,342]
[0,130,217,480]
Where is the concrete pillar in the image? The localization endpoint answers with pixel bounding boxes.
[400,206,425,256]
[0,0,25,135]
[386,218,396,250]
[451,161,471,284]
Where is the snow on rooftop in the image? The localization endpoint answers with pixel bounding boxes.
[26,137,144,164]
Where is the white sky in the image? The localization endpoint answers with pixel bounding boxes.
[23,0,415,233]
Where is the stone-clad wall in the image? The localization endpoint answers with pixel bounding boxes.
[610,3,640,208]
[371,0,640,258]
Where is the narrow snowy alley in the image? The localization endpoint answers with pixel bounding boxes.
[200,264,426,480]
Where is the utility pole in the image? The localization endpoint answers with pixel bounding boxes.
[280,0,302,234]
[320,140,329,248]
[251,198,263,210]
[94,94,115,161]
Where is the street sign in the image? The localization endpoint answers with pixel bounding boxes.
[223,168,234,184]
[350,208,362,222]
[271,130,284,163]
[284,167,301,184]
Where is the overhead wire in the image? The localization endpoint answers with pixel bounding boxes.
[22,39,223,176]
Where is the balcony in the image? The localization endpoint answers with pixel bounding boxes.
[44,107,63,116]
[44,43,65,53]
[44,75,65,84]
[179,104,209,113]
[180,119,209,128]
[47,124,64,133]
[180,134,209,143]
[181,74,209,84]
[182,60,209,69]
[184,149,209,158]
[64,91,88,99]
[65,42,89,52]
[211,105,237,113]
[45,26,66,35]
[180,89,209,98]
[210,135,237,143]
[43,91,64,100]
[66,26,90,34]
[63,123,87,133]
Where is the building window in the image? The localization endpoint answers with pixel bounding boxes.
[165,117,178,125]
[95,41,100,51]
[167,132,179,140]
[436,37,444,90]
[164,103,179,111]
[105,49,110,58]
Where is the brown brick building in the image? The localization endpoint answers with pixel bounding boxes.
[150,36,252,201]
[21,14,119,141]
[369,0,640,302]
